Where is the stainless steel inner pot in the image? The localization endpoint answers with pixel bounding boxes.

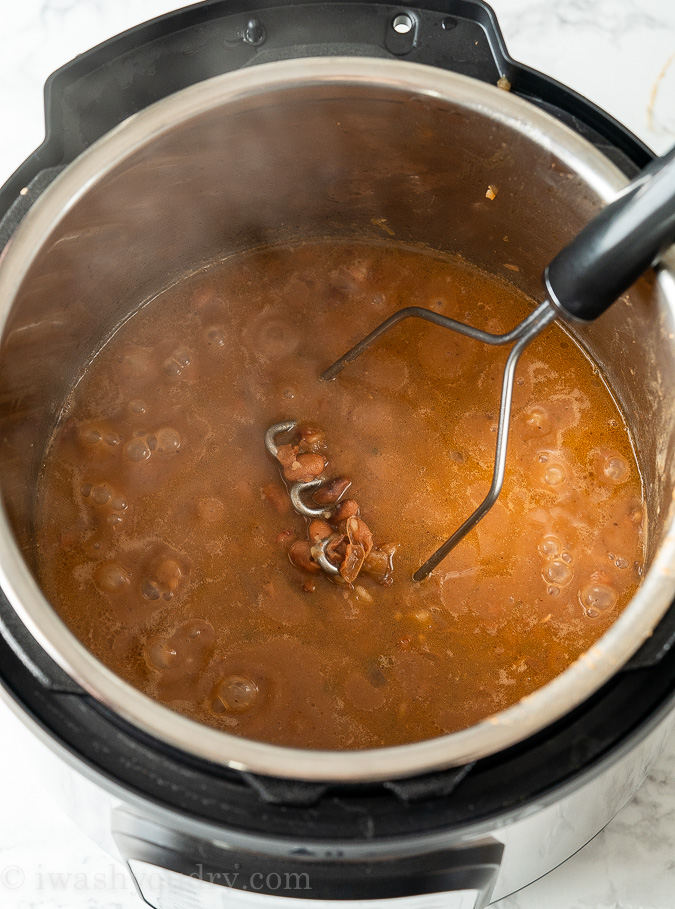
[0,58,673,782]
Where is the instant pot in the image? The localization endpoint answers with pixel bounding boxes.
[1,2,675,907]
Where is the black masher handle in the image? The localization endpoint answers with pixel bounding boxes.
[544,143,675,322]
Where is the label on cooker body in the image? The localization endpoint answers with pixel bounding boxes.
[128,861,480,909]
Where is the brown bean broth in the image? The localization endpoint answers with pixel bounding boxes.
[36,241,644,750]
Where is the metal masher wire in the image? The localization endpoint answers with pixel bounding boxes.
[264,420,341,576]
[321,299,558,582]
[270,144,675,583]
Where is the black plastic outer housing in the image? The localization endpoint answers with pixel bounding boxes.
[0,0,655,219]
[1,0,675,901]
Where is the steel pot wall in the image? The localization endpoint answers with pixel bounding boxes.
[0,58,673,781]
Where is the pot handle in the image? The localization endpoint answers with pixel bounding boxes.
[113,807,504,908]
[544,142,675,322]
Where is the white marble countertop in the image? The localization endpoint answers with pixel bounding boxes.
[0,2,674,907]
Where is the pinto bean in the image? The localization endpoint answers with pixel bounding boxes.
[325,533,347,562]
[332,499,359,522]
[346,516,373,558]
[362,543,397,587]
[308,519,333,543]
[263,481,290,514]
[275,529,296,546]
[340,542,366,584]
[275,443,297,469]
[283,452,326,483]
[313,476,352,505]
[289,540,320,574]
[297,425,327,453]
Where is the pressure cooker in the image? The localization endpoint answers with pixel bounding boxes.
[0,2,674,907]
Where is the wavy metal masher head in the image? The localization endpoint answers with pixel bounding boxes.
[264,420,340,576]
[321,300,557,581]
[321,143,675,581]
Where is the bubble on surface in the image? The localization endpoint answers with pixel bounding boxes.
[124,437,152,462]
[163,359,182,377]
[146,637,178,670]
[630,507,644,525]
[91,484,113,505]
[155,559,183,592]
[522,405,550,438]
[80,427,102,445]
[580,581,617,616]
[211,675,259,714]
[602,454,629,484]
[163,348,192,377]
[156,427,181,453]
[543,463,566,486]
[538,534,561,557]
[141,578,161,601]
[204,326,227,348]
[94,561,130,593]
[253,316,300,359]
[544,559,573,586]
[129,399,147,415]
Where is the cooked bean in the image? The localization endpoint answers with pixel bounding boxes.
[94,561,130,594]
[297,425,327,453]
[308,519,333,543]
[354,585,374,605]
[340,542,366,584]
[283,452,326,483]
[332,499,359,522]
[346,516,373,558]
[325,534,347,562]
[313,475,352,505]
[275,529,296,546]
[274,443,297,469]
[263,481,290,514]
[289,540,320,573]
[362,543,397,587]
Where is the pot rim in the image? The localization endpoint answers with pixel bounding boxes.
[0,56,673,783]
